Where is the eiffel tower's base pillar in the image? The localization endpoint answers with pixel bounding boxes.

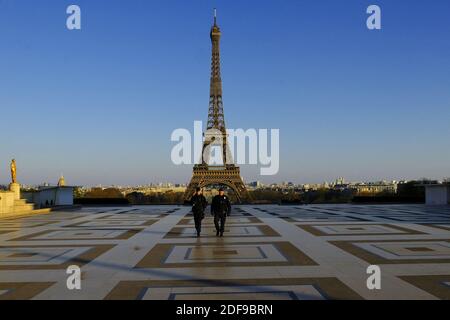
[184,164,251,203]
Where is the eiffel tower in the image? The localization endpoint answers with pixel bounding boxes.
[184,10,250,203]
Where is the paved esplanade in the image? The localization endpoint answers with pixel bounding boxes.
[0,204,449,300]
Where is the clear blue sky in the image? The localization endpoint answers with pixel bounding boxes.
[1,0,449,186]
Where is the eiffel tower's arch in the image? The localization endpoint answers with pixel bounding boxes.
[198,180,241,202]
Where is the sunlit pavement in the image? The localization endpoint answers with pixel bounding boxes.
[1,204,449,300]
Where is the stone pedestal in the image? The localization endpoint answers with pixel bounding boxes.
[9,183,21,200]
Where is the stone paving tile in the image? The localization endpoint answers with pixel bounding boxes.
[0,204,449,300]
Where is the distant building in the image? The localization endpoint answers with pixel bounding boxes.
[22,177,76,209]
[421,183,450,205]
[23,186,75,208]
[58,175,66,187]
[352,182,397,195]
[249,181,264,188]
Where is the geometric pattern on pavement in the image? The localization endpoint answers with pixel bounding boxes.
[1,204,449,300]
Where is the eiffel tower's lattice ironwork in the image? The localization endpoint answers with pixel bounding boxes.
[184,10,250,203]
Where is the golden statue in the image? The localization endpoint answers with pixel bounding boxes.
[10,159,17,184]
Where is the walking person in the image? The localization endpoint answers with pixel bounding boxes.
[190,187,207,237]
[211,188,231,237]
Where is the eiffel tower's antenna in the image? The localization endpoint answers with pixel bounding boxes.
[214,8,217,25]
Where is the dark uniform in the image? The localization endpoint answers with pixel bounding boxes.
[211,194,231,236]
[190,193,207,236]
